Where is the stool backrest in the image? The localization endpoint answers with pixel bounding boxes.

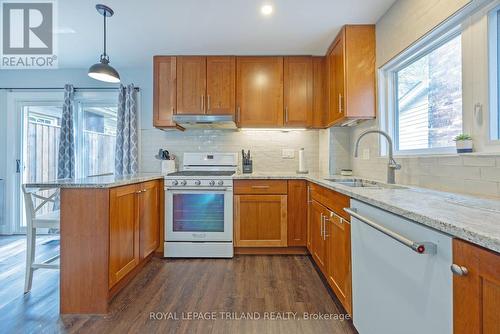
[22,186,60,220]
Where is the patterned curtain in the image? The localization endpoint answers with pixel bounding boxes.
[57,84,75,179]
[115,84,138,176]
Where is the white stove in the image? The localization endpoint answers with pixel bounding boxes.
[164,153,237,258]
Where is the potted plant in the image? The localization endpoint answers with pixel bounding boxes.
[454,134,473,153]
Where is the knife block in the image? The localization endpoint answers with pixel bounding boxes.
[242,160,253,174]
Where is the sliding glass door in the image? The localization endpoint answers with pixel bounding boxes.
[8,91,119,233]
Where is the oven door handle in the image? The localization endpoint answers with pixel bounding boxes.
[166,187,230,191]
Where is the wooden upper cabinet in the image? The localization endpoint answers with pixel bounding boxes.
[139,180,160,260]
[311,57,326,129]
[153,56,177,128]
[287,180,307,246]
[109,184,140,289]
[176,56,207,114]
[284,56,313,127]
[326,25,375,127]
[206,56,236,115]
[453,239,500,334]
[236,57,284,127]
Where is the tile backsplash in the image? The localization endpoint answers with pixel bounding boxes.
[141,129,320,174]
[349,120,500,197]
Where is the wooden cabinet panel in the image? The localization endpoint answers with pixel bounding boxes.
[326,213,352,314]
[109,184,140,289]
[177,56,207,114]
[139,180,160,259]
[153,56,177,128]
[234,194,287,247]
[344,25,376,119]
[236,57,284,127]
[234,179,287,195]
[287,180,307,246]
[284,56,312,127]
[206,56,236,115]
[309,182,350,221]
[310,200,328,274]
[327,37,344,126]
[311,56,326,129]
[453,239,500,334]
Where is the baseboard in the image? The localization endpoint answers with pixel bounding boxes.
[235,246,309,255]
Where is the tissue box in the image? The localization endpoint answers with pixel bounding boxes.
[161,160,176,175]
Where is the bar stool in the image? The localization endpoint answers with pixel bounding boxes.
[22,186,60,293]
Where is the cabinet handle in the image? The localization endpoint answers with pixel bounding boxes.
[307,186,312,203]
[135,190,142,194]
[207,95,211,111]
[201,95,205,112]
[251,185,270,189]
[338,94,343,114]
[285,106,289,123]
[451,264,468,276]
[320,213,324,237]
[237,106,241,123]
[143,189,147,192]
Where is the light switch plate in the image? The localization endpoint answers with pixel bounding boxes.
[282,149,295,159]
[362,148,370,160]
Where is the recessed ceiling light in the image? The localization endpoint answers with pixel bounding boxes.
[261,4,273,16]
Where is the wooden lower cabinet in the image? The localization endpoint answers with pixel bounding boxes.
[109,184,140,289]
[326,212,352,315]
[234,194,287,247]
[453,239,500,334]
[287,180,307,246]
[309,200,328,274]
[308,182,352,314]
[139,180,161,259]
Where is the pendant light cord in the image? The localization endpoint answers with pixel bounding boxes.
[103,12,107,58]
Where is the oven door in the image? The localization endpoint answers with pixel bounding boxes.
[165,187,233,242]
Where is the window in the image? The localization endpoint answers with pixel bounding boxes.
[394,34,463,153]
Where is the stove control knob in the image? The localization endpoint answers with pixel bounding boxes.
[180,180,187,186]
[171,180,178,186]
[209,180,216,186]
[194,180,201,186]
[217,180,224,186]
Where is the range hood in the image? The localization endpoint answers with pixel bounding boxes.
[172,114,237,129]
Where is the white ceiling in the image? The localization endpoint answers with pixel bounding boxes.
[55,0,396,69]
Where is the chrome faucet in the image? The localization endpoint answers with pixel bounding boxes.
[354,130,401,184]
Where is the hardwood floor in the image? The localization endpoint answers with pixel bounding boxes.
[0,236,356,334]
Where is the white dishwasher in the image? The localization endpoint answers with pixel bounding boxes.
[346,199,452,334]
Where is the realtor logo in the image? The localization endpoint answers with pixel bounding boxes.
[1,0,58,68]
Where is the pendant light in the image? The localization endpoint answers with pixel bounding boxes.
[88,4,120,83]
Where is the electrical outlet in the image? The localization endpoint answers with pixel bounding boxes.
[282,149,295,159]
[362,148,370,160]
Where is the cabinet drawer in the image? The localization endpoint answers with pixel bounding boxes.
[309,182,350,220]
[234,180,288,195]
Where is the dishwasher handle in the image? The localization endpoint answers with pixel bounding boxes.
[344,208,437,255]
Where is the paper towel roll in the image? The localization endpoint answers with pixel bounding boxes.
[298,148,308,173]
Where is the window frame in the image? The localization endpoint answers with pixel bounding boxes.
[488,5,500,141]
[381,26,464,156]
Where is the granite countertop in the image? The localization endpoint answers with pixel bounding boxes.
[235,172,500,253]
[25,171,500,253]
[24,173,165,189]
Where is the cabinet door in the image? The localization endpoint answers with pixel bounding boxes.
[327,36,345,126]
[284,56,312,127]
[234,194,287,247]
[139,180,160,259]
[287,180,307,246]
[453,239,500,334]
[310,200,327,274]
[206,56,236,115]
[109,184,140,288]
[176,56,207,114]
[153,56,177,127]
[311,57,326,129]
[326,213,352,314]
[236,57,284,127]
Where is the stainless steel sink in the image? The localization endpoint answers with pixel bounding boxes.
[325,178,408,190]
